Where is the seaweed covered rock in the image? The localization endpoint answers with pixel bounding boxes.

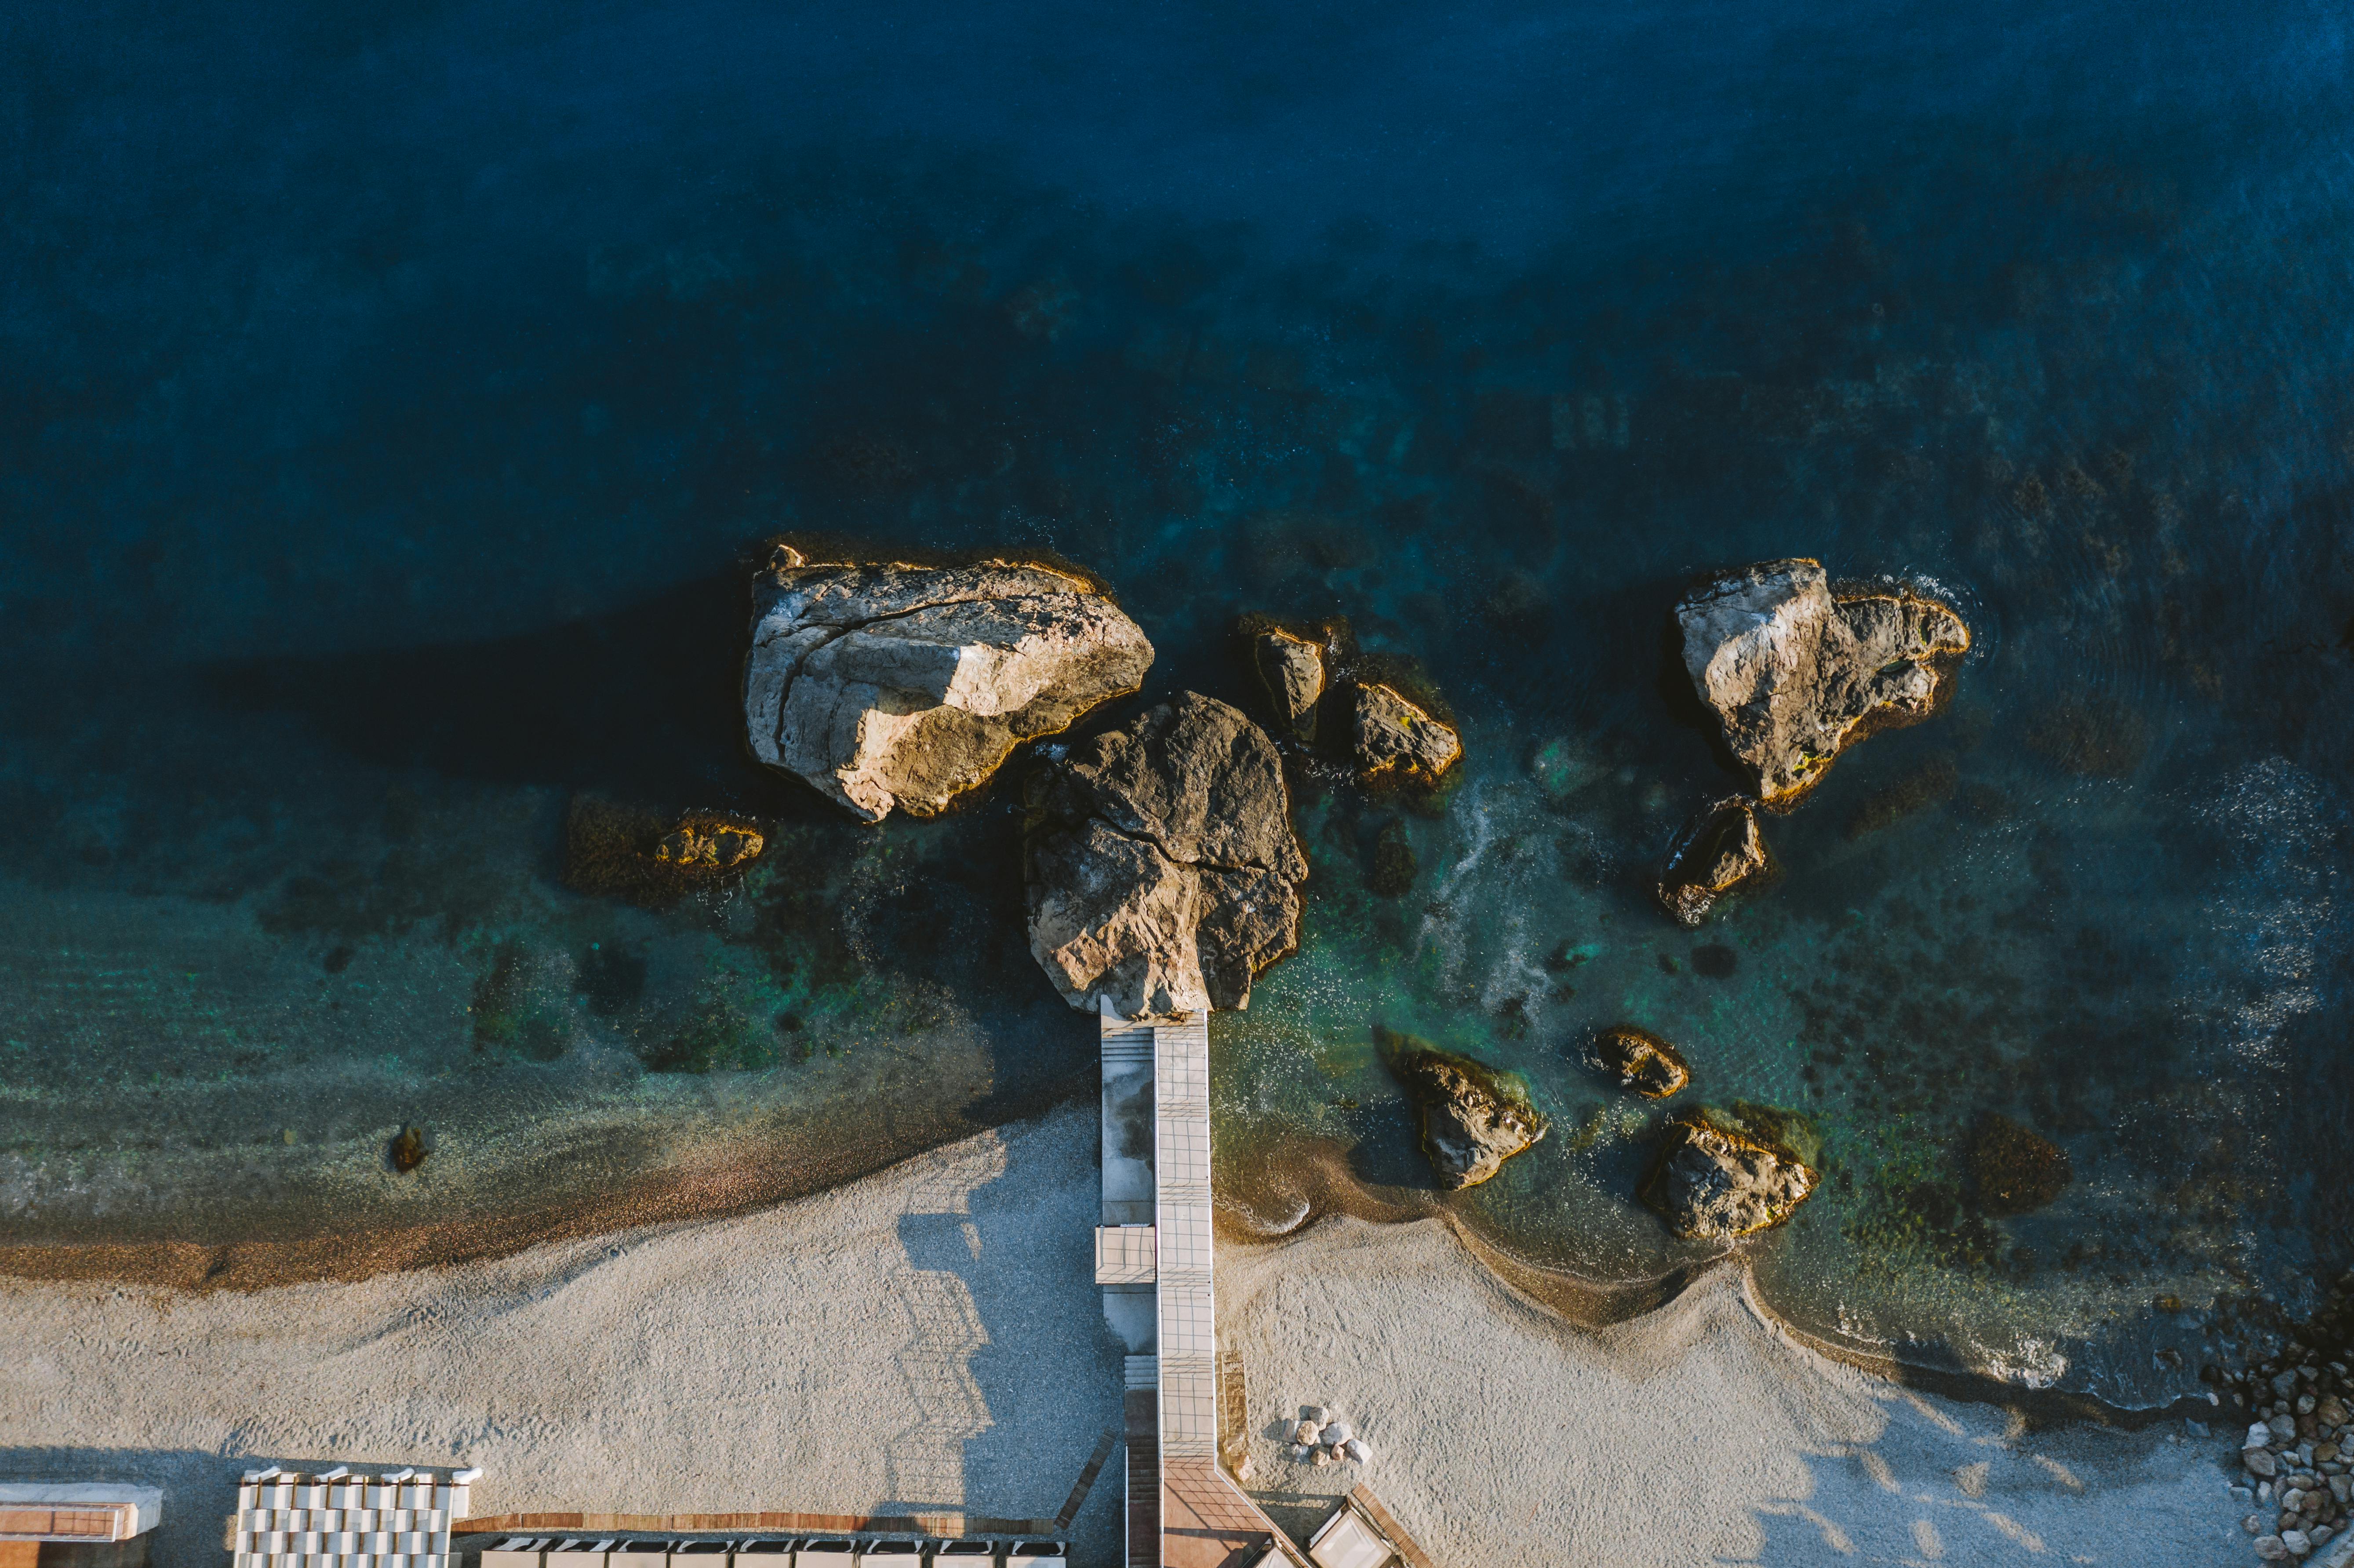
[1025,693,1307,1018]
[1251,627,1327,743]
[1968,1112,2073,1215]
[1656,797,1771,927]
[1590,1025,1690,1099]
[1381,1028,1549,1190]
[564,795,766,910]
[1677,559,1969,808]
[1352,683,1463,781]
[1641,1107,1818,1239]
[743,543,1153,822]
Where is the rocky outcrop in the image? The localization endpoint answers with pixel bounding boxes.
[1656,798,1771,927]
[743,544,1153,822]
[1640,1110,1817,1239]
[1251,628,1327,742]
[1677,559,1968,808]
[1381,1028,1548,1190]
[1352,683,1462,781]
[1025,693,1306,1019]
[1591,1025,1690,1099]
[1967,1113,2072,1215]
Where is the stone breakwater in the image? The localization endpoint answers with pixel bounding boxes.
[2227,1270,2354,1561]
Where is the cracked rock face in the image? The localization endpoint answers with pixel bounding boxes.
[1677,558,1968,808]
[1025,692,1306,1019]
[742,548,1153,822]
[1640,1113,1817,1239]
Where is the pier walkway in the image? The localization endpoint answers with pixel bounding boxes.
[1095,1008,1309,1568]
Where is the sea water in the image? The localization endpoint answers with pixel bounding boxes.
[4,0,2351,1403]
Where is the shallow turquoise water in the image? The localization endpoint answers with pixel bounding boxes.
[4,0,2351,1403]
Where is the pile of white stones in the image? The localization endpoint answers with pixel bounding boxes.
[2234,1365,2350,1560]
[1284,1405,1371,1469]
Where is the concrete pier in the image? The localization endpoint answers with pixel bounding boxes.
[1096,1007,1306,1568]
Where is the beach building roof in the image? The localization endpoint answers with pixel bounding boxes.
[230,1465,479,1568]
[0,1483,163,1544]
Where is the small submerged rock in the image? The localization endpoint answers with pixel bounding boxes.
[1677,558,1969,808]
[1368,819,1418,896]
[1381,1027,1548,1190]
[1640,1107,1818,1240]
[1590,1026,1691,1099]
[1656,797,1772,927]
[564,796,768,910]
[389,1124,430,1174]
[1967,1112,2073,1215]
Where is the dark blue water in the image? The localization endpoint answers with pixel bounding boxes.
[6,0,2353,1403]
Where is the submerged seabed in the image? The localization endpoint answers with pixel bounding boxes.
[6,0,2354,1403]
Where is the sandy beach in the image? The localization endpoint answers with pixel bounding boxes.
[0,1105,2249,1566]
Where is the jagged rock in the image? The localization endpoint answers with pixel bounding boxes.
[742,545,1153,822]
[564,796,767,910]
[1968,1113,2073,1215]
[1640,1110,1817,1239]
[1591,1026,1691,1099]
[1656,798,1771,927]
[1025,693,1306,1018]
[1352,683,1462,781]
[1252,628,1326,743]
[1381,1029,1549,1190]
[1677,559,1970,807]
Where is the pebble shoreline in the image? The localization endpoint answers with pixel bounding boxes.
[2223,1271,2354,1561]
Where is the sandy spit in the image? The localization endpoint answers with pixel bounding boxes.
[1,1106,2248,1567]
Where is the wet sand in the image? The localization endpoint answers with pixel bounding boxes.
[0,1107,2245,1567]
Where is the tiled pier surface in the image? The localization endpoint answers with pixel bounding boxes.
[1097,1009,1310,1568]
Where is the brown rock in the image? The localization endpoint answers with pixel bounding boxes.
[743,545,1153,821]
[1656,797,1772,927]
[1677,559,1969,808]
[1025,693,1306,1018]
[1640,1110,1817,1240]
[1968,1113,2073,1215]
[389,1125,429,1174]
[1352,683,1463,781]
[1381,1028,1549,1190]
[564,796,767,910]
[1252,627,1327,743]
[1591,1026,1691,1099]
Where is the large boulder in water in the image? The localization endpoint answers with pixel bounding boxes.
[1025,692,1307,1019]
[1250,627,1327,743]
[1640,1109,1817,1239]
[742,543,1153,822]
[1677,559,1968,808]
[1590,1025,1690,1099]
[1381,1028,1549,1190]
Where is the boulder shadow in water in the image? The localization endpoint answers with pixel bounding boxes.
[198,573,790,809]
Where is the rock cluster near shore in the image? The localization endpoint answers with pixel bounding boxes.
[1239,613,1463,784]
[2225,1270,2354,1561]
[1677,558,1969,809]
[742,544,1152,822]
[1024,692,1306,1019]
